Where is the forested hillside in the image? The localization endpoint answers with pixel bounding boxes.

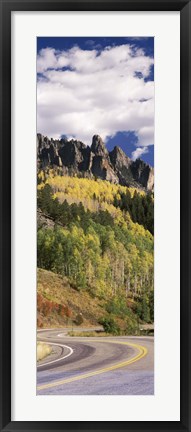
[37,173,154,333]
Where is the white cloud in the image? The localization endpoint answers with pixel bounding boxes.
[137,126,154,146]
[37,44,154,146]
[131,146,148,161]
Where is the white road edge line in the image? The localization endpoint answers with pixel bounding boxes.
[37,342,73,368]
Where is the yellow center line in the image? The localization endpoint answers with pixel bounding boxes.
[37,340,148,391]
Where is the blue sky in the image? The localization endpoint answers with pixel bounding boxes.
[37,37,154,166]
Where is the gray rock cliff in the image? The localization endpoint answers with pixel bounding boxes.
[37,133,154,191]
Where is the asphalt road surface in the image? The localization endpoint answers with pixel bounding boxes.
[37,328,154,395]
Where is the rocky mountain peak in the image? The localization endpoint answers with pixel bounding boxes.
[109,146,131,168]
[131,158,154,190]
[91,135,108,156]
[37,133,154,191]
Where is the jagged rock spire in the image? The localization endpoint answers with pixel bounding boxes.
[91,135,108,156]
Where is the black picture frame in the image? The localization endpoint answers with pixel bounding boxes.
[0,0,190,431]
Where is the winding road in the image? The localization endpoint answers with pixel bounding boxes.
[37,329,154,395]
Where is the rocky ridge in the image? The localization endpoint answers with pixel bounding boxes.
[37,134,154,191]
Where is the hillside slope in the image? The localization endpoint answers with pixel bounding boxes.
[37,268,152,333]
[37,175,154,332]
[37,268,106,328]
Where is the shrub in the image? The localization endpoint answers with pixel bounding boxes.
[99,316,120,335]
[75,313,84,325]
[124,318,139,335]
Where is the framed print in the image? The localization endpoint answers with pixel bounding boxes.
[0,0,190,431]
